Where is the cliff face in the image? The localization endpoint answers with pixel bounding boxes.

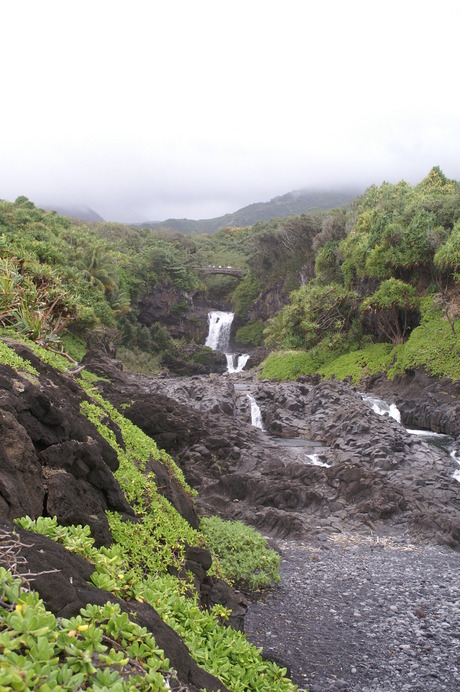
[0,343,131,546]
[137,283,210,341]
[247,284,290,322]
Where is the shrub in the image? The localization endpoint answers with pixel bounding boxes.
[260,349,330,381]
[235,321,265,347]
[319,342,396,383]
[201,516,281,589]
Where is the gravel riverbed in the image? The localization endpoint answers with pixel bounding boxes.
[244,532,460,691]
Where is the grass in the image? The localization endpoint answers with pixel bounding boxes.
[260,300,460,384]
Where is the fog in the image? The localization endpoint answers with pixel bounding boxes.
[1,1,460,223]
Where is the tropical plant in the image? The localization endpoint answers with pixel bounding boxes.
[76,243,118,295]
[201,516,281,589]
[360,278,420,345]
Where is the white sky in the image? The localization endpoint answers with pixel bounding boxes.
[1,0,460,222]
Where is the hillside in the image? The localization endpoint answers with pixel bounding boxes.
[2,169,460,384]
[256,166,460,382]
[0,339,295,691]
[40,203,105,222]
[2,168,460,689]
[138,187,361,234]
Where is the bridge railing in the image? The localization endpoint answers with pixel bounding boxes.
[191,266,244,277]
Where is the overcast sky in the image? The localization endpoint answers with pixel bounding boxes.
[1,0,460,222]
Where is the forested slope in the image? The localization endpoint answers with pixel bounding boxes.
[257,167,460,382]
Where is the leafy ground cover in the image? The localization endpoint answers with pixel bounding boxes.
[201,516,281,590]
[260,302,460,384]
[0,339,296,691]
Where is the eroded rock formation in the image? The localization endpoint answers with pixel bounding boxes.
[91,360,460,549]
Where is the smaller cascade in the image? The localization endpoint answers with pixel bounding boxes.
[305,453,331,468]
[247,394,264,429]
[451,449,460,483]
[226,354,251,374]
[362,394,401,423]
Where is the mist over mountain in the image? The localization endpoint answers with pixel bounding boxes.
[40,204,105,223]
[137,187,363,234]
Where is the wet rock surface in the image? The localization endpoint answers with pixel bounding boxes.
[245,532,460,691]
[364,368,460,438]
[0,345,133,546]
[95,364,460,549]
[81,351,460,688]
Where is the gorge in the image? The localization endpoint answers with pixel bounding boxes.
[88,342,460,690]
[2,173,460,690]
[1,323,460,690]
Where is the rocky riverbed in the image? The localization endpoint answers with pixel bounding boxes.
[90,354,460,549]
[245,532,460,691]
[83,350,460,688]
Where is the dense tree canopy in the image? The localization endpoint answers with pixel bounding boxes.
[1,168,460,375]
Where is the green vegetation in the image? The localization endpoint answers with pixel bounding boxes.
[231,271,264,318]
[0,197,205,360]
[201,516,281,589]
[0,340,293,690]
[259,167,460,383]
[3,168,460,688]
[235,321,265,347]
[319,343,396,384]
[261,349,331,381]
[388,300,460,380]
[0,564,171,691]
[11,518,294,691]
[0,341,38,375]
[139,188,359,234]
[3,169,460,383]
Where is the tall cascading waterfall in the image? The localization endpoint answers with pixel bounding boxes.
[205,311,250,373]
[205,311,233,351]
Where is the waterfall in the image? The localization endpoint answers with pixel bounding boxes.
[247,394,264,429]
[205,311,234,351]
[362,394,401,423]
[226,354,250,373]
[363,393,459,480]
[451,450,460,483]
[205,310,250,373]
[305,453,331,468]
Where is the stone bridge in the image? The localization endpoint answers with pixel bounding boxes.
[193,266,244,277]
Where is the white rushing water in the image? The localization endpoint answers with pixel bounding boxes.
[205,311,250,373]
[247,394,264,429]
[451,450,460,483]
[362,393,460,482]
[362,394,401,423]
[205,311,234,351]
[305,453,331,468]
[226,354,250,373]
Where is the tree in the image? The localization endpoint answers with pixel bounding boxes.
[360,278,420,345]
[76,244,118,295]
[289,283,359,350]
[264,283,359,351]
[263,307,298,348]
[434,219,460,278]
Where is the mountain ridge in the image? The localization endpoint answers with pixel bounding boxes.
[137,186,363,234]
[32,186,363,229]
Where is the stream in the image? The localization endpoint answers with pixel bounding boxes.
[201,311,460,689]
[205,309,460,482]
